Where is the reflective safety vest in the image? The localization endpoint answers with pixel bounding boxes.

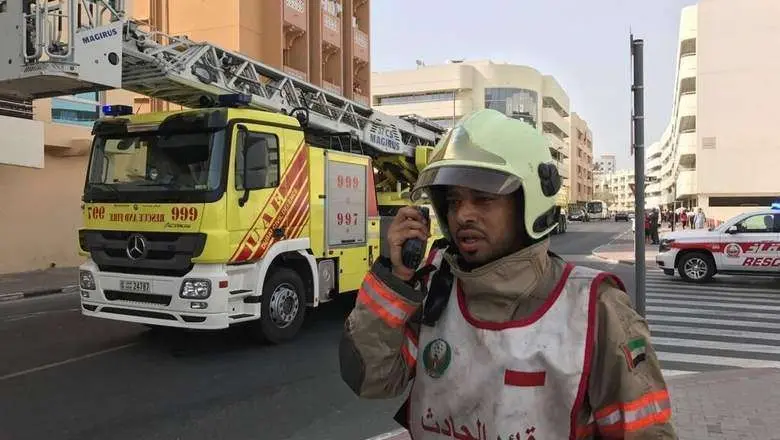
[407,262,617,440]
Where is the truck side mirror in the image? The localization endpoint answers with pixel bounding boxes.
[726,225,738,234]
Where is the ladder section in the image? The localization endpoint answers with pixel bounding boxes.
[0,0,125,100]
[119,21,445,158]
[0,0,446,158]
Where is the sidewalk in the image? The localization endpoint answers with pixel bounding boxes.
[368,368,780,440]
[591,227,670,265]
[0,267,79,300]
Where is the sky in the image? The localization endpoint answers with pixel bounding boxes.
[369,0,697,170]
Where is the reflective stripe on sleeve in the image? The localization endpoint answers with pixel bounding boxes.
[356,272,417,328]
[594,389,672,435]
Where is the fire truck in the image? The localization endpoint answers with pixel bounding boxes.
[0,0,447,342]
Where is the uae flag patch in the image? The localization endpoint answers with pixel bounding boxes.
[622,337,647,370]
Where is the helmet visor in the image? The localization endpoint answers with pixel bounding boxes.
[410,165,522,202]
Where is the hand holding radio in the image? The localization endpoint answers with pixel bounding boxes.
[387,206,430,281]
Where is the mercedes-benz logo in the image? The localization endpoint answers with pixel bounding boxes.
[126,233,148,260]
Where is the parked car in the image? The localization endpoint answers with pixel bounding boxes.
[568,210,587,221]
[615,211,630,222]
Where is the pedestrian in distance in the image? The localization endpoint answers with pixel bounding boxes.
[694,208,706,230]
[650,208,660,245]
[339,109,677,439]
[644,212,652,244]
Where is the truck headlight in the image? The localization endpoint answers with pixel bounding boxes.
[79,270,96,290]
[180,279,211,299]
[659,239,674,252]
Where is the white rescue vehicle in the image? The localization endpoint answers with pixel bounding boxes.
[655,202,780,283]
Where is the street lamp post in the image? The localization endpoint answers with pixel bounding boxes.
[630,34,646,317]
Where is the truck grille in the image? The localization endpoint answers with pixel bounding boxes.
[80,230,207,277]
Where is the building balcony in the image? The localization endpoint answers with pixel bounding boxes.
[0,115,44,168]
[557,160,570,181]
[354,93,369,107]
[323,80,342,96]
[678,55,697,80]
[353,28,369,62]
[677,131,696,158]
[647,154,662,171]
[542,106,569,138]
[321,10,341,48]
[677,93,696,118]
[679,38,696,58]
[544,133,568,158]
[283,65,308,82]
[284,0,308,32]
[675,169,697,198]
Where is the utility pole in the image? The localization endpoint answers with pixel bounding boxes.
[631,34,646,317]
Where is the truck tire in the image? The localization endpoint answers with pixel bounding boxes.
[677,252,715,283]
[251,267,307,344]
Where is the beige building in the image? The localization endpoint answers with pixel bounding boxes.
[0,0,372,274]
[596,153,617,175]
[648,0,780,221]
[594,168,635,213]
[569,113,594,203]
[371,59,573,207]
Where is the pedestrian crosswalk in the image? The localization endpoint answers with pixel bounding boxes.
[644,269,780,378]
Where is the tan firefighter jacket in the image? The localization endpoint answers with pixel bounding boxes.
[339,239,678,439]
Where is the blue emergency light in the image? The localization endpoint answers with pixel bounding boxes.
[771,201,780,210]
[102,105,133,117]
[218,93,252,107]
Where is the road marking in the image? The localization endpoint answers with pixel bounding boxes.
[647,305,779,320]
[0,293,24,302]
[645,282,780,297]
[653,336,780,355]
[656,351,780,369]
[0,343,138,382]
[648,314,780,330]
[647,298,780,312]
[2,307,81,323]
[591,227,632,256]
[662,369,697,377]
[650,324,780,342]
[649,292,780,305]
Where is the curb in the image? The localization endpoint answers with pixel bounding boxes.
[0,285,79,302]
[591,252,634,266]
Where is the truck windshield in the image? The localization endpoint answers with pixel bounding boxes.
[84,129,227,203]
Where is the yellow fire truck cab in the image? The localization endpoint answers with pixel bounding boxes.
[77,97,441,343]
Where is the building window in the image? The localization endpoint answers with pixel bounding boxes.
[428,117,455,128]
[51,92,100,126]
[680,38,696,57]
[376,91,455,106]
[484,88,538,128]
[679,115,696,133]
[0,97,33,119]
[679,77,696,95]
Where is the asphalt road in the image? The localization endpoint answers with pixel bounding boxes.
[0,221,633,440]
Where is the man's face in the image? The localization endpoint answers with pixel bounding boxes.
[445,186,518,265]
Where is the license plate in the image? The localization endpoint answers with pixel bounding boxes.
[119,280,151,293]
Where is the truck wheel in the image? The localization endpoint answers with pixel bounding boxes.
[252,267,306,344]
[677,252,715,283]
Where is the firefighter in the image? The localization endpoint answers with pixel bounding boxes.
[338,109,677,439]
